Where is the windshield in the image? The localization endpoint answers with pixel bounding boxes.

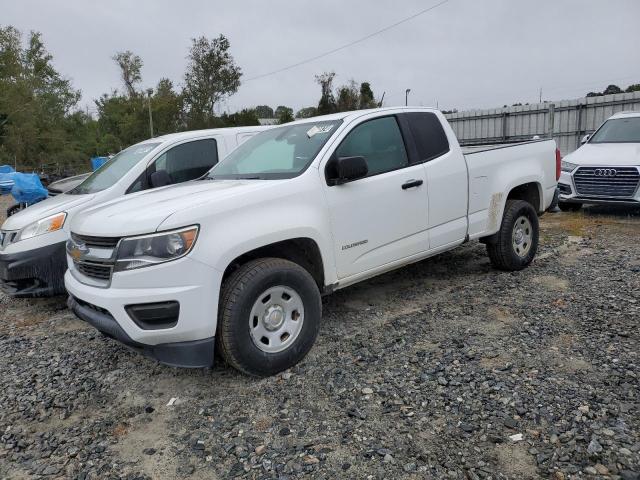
[208,120,341,180]
[589,117,640,143]
[69,142,160,194]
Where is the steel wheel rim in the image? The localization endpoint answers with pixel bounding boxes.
[512,215,533,257]
[249,285,305,353]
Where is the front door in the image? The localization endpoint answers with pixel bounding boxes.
[323,116,429,279]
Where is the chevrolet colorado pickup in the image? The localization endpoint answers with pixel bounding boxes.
[558,111,640,210]
[0,126,266,297]
[65,107,559,376]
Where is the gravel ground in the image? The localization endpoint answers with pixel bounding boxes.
[0,196,639,480]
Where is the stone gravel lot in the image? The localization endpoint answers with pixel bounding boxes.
[0,196,639,480]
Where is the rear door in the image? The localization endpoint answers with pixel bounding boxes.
[322,115,429,279]
[403,112,468,249]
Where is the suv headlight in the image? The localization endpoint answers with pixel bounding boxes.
[16,212,66,242]
[114,226,199,272]
[561,161,578,173]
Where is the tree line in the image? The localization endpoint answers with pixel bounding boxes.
[0,26,382,175]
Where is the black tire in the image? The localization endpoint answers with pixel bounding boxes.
[217,258,321,377]
[486,199,539,271]
[6,203,22,217]
[558,201,582,212]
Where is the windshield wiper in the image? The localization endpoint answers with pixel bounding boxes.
[205,175,263,180]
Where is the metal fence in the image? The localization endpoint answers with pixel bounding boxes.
[444,91,640,156]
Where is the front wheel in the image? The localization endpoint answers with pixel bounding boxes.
[558,201,582,212]
[217,258,321,377]
[486,199,539,271]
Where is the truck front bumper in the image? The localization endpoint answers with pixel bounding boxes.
[67,295,215,368]
[0,241,67,297]
[64,257,222,368]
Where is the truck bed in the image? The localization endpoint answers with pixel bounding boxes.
[461,138,550,155]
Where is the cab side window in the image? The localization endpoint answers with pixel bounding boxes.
[335,116,408,177]
[152,139,218,185]
[404,112,450,162]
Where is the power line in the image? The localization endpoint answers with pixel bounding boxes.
[244,0,451,82]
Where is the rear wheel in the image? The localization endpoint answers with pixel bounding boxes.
[487,199,539,271]
[558,201,582,212]
[217,258,321,377]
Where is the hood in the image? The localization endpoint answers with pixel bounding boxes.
[565,143,640,167]
[70,180,277,237]
[1,193,95,231]
[48,173,91,193]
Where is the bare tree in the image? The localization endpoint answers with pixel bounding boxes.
[112,50,142,97]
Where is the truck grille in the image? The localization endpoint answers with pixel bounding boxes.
[76,262,112,280]
[0,230,18,249]
[573,167,640,198]
[71,233,120,248]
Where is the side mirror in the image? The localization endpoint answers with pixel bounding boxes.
[150,170,172,188]
[327,156,368,185]
[581,134,590,145]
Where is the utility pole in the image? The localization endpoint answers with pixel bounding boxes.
[405,88,411,106]
[147,89,154,138]
[539,87,542,103]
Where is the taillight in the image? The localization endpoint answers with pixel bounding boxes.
[555,148,562,181]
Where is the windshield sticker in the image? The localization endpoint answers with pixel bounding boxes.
[306,124,334,138]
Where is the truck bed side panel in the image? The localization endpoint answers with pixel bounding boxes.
[465,139,557,239]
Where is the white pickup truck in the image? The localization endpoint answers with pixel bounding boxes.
[0,126,266,297]
[65,108,559,376]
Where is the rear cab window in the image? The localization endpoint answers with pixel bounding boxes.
[403,112,450,163]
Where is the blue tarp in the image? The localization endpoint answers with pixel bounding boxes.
[0,166,15,195]
[10,172,48,204]
[91,156,108,170]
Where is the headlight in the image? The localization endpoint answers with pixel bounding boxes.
[561,161,578,173]
[16,212,66,242]
[114,226,198,272]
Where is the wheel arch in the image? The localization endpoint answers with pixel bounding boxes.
[506,181,543,213]
[221,237,326,292]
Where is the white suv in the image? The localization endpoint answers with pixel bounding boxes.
[558,111,640,211]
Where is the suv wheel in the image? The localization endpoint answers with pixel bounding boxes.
[487,199,539,271]
[217,258,321,376]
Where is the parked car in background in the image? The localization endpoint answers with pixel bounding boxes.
[46,173,91,197]
[558,111,640,210]
[0,126,268,297]
[64,107,558,376]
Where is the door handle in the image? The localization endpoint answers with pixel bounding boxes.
[402,179,423,190]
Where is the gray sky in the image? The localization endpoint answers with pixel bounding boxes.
[3,0,640,114]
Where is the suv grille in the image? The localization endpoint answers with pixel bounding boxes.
[574,167,640,198]
[71,233,120,248]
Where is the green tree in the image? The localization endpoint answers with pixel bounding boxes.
[151,78,184,136]
[255,105,274,118]
[275,105,294,124]
[0,26,83,170]
[625,83,640,93]
[315,72,336,115]
[603,84,623,95]
[112,50,142,97]
[359,82,377,108]
[336,81,359,112]
[220,108,260,127]
[183,34,242,128]
[295,107,317,119]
